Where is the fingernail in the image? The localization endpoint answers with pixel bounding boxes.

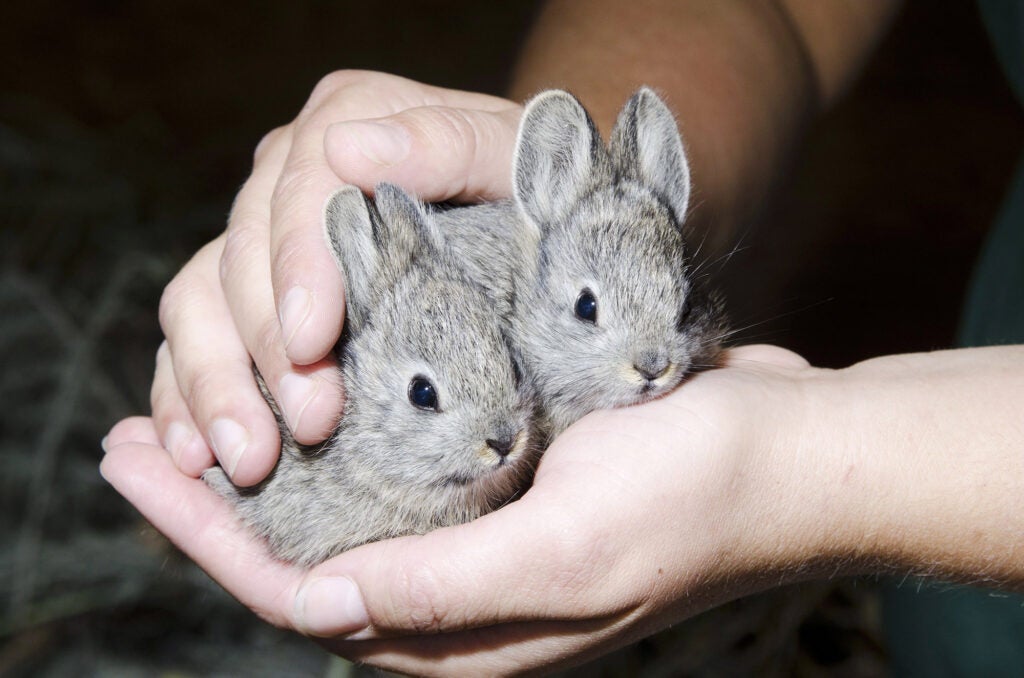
[280,286,312,352]
[209,418,249,478]
[279,373,320,434]
[100,436,110,454]
[163,421,193,466]
[294,576,369,637]
[340,121,412,167]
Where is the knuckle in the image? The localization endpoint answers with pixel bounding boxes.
[160,239,223,336]
[305,70,364,112]
[181,359,227,415]
[390,558,455,634]
[399,107,484,196]
[269,226,315,288]
[534,516,607,603]
[253,314,283,363]
[154,340,171,376]
[270,158,322,217]
[150,343,174,420]
[418,106,475,150]
[254,125,289,164]
[158,274,189,335]
[220,214,262,286]
[302,70,413,124]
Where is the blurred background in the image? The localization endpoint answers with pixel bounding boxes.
[1,1,1020,676]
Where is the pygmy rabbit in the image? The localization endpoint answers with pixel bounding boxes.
[204,185,539,566]
[437,87,728,437]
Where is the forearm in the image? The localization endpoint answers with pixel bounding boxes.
[509,0,900,248]
[760,345,1024,588]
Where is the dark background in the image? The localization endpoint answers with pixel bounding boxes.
[2,1,1021,676]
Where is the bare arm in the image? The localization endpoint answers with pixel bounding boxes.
[510,0,901,248]
[103,344,1024,675]
[790,346,1024,585]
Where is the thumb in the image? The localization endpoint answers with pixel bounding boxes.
[724,344,811,370]
[323,104,522,203]
[291,490,611,639]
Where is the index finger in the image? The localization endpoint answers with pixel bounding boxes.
[267,74,427,366]
[268,73,520,366]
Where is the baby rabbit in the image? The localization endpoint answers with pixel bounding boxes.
[204,184,539,566]
[437,88,727,437]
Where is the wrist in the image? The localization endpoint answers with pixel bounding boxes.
[717,361,848,586]
[744,347,1024,588]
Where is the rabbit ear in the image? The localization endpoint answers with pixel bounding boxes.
[611,87,691,223]
[512,90,603,228]
[323,184,428,330]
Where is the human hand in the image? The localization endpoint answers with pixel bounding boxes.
[104,345,846,675]
[150,71,523,485]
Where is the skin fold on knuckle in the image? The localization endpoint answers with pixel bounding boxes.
[158,269,207,340]
[252,314,285,367]
[253,125,290,166]
[179,355,251,423]
[269,156,326,225]
[303,70,371,114]
[221,206,268,288]
[149,344,181,429]
[269,225,330,300]
[544,526,610,607]
[408,106,517,200]
[468,107,520,199]
[300,71,404,128]
[385,557,465,635]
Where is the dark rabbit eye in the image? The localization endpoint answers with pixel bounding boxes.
[676,297,692,331]
[574,289,598,324]
[408,376,439,411]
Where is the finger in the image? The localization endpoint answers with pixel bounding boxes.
[326,615,641,678]
[150,340,216,476]
[264,116,348,367]
[105,415,161,449]
[221,130,346,447]
[290,482,638,641]
[160,237,282,486]
[99,439,305,628]
[288,395,739,642]
[265,71,517,365]
[99,438,639,677]
[264,71,512,366]
[323,104,522,203]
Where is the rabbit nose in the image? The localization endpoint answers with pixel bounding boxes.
[633,353,670,381]
[486,436,515,457]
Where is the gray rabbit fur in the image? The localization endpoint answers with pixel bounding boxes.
[204,184,539,566]
[436,87,727,437]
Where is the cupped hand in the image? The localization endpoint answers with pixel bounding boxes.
[103,345,834,676]
[149,71,523,485]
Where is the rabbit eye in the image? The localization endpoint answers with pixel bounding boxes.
[574,289,597,324]
[408,376,439,411]
[676,296,692,332]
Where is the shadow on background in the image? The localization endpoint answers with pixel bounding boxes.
[1,1,1020,676]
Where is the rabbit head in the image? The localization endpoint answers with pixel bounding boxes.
[207,184,538,566]
[511,88,726,434]
[323,183,537,518]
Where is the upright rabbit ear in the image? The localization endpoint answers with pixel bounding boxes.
[513,90,603,228]
[611,87,691,224]
[323,184,427,331]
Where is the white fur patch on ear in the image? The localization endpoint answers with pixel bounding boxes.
[613,87,691,224]
[512,90,600,228]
